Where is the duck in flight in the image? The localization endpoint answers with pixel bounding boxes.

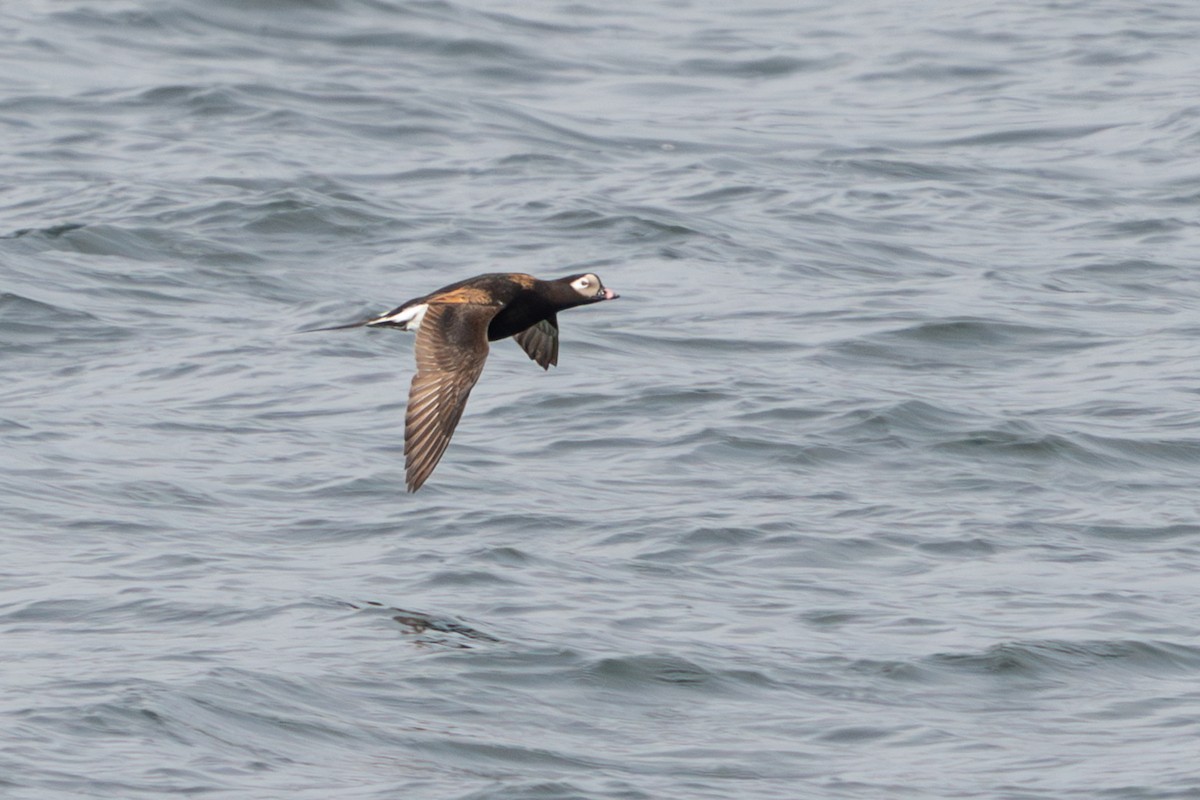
[309,272,619,491]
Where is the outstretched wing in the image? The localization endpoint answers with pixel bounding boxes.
[512,316,559,370]
[404,303,499,492]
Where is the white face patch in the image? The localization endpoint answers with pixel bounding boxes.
[367,302,427,331]
[571,274,600,297]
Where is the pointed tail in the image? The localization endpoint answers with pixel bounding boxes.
[298,319,374,333]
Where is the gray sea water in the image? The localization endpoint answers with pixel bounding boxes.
[3,1,1200,798]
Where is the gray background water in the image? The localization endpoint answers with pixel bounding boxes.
[3,1,1199,798]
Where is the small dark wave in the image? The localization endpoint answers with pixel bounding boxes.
[1,594,254,628]
[856,62,1011,83]
[825,317,1104,368]
[1074,431,1200,467]
[1092,217,1189,241]
[0,292,101,329]
[934,425,1200,472]
[934,426,1111,467]
[935,124,1117,148]
[578,653,776,696]
[127,83,259,118]
[411,569,521,590]
[0,222,86,240]
[676,184,790,209]
[678,55,839,79]
[608,329,798,356]
[824,155,984,183]
[1050,258,1183,294]
[883,319,1086,348]
[927,639,1200,680]
[1083,522,1200,542]
[28,223,210,265]
[232,196,388,237]
[827,399,982,440]
[113,479,222,510]
[539,209,703,242]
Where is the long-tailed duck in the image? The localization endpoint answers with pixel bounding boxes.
[309,272,618,491]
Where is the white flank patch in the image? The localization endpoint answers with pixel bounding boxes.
[368,302,427,331]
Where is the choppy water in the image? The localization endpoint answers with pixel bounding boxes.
[3,1,1200,798]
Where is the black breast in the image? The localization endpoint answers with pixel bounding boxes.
[487,295,551,341]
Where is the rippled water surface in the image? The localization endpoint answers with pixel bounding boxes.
[3,1,1200,798]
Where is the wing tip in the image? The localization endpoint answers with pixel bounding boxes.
[405,458,433,492]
